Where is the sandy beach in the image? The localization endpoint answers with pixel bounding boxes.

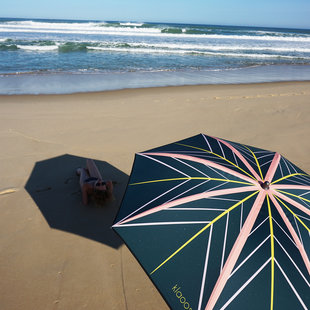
[0,81,310,310]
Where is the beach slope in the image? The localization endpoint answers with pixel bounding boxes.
[0,81,309,310]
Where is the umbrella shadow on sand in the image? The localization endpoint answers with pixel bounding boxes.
[25,154,128,249]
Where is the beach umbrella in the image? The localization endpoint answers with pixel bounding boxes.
[112,134,310,310]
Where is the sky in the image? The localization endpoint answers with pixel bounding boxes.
[1,0,310,29]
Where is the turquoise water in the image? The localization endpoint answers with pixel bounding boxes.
[0,18,310,94]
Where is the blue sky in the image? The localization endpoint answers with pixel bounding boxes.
[1,0,310,29]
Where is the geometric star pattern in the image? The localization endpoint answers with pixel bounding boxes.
[113,134,310,310]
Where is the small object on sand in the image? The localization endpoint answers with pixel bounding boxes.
[0,188,18,195]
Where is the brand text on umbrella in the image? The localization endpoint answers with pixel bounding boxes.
[172,284,192,310]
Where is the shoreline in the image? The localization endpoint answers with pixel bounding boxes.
[1,64,310,95]
[0,79,309,99]
[1,80,309,310]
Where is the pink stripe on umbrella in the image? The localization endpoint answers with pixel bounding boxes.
[272,190,310,217]
[205,191,266,310]
[142,152,258,185]
[265,152,281,183]
[269,193,310,275]
[116,186,259,225]
[213,136,263,182]
[273,184,310,191]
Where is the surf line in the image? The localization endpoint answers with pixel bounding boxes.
[172,284,192,310]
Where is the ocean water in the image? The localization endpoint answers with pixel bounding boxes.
[0,18,310,94]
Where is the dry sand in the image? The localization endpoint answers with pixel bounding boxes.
[0,81,309,310]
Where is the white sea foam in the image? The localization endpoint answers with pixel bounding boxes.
[120,22,144,27]
[0,27,161,37]
[5,20,100,30]
[0,21,161,36]
[88,46,183,53]
[87,46,309,59]
[125,42,310,53]
[17,45,59,51]
[1,20,310,42]
[10,42,309,59]
[9,39,310,56]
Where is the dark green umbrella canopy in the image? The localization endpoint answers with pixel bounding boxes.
[113,134,310,310]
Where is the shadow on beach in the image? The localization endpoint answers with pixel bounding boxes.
[25,154,128,249]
